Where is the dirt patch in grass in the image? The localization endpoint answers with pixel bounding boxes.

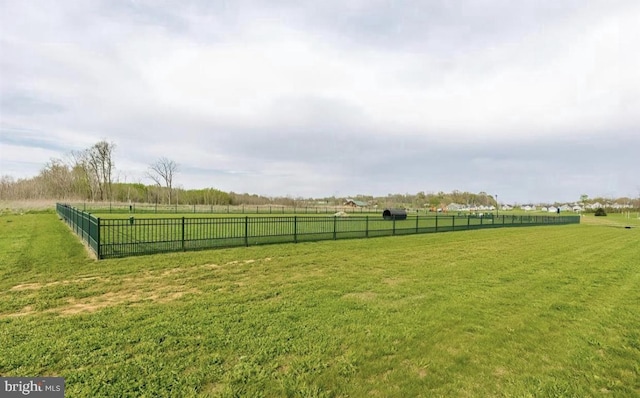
[3,256,275,318]
[5,305,36,317]
[3,270,203,318]
[57,287,201,315]
[10,276,104,291]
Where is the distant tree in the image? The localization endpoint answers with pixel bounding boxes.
[90,141,115,201]
[0,175,15,199]
[147,157,179,205]
[580,194,588,208]
[594,208,607,216]
[69,141,115,201]
[40,159,73,199]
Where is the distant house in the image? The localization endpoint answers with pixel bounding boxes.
[572,205,583,212]
[344,199,368,207]
[447,203,464,211]
[560,205,572,212]
[548,206,558,213]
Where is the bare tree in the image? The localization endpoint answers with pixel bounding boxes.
[41,158,73,199]
[67,141,115,201]
[89,141,115,201]
[147,157,178,205]
[0,175,15,200]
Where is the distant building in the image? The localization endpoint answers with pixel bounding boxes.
[344,199,369,207]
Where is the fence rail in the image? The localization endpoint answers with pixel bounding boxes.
[57,204,581,259]
[71,202,382,215]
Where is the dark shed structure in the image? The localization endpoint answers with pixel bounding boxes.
[383,209,407,220]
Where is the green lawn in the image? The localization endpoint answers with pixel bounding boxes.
[0,212,638,397]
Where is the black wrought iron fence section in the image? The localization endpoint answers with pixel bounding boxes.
[56,204,580,259]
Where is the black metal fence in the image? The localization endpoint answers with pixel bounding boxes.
[56,203,100,256]
[57,204,581,259]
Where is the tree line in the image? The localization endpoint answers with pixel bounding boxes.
[2,140,638,209]
[0,140,193,205]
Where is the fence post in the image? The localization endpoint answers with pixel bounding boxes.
[392,215,396,235]
[244,216,249,246]
[366,216,369,238]
[415,214,419,233]
[96,217,101,259]
[435,214,438,232]
[467,215,470,230]
[333,216,337,240]
[181,217,185,251]
[452,215,455,230]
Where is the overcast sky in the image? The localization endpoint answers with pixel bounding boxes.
[1,0,638,203]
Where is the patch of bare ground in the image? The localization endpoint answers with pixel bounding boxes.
[3,257,276,317]
[57,287,201,315]
[403,360,428,379]
[10,276,104,291]
[493,367,509,377]
[5,306,36,317]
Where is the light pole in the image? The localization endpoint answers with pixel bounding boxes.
[495,194,499,217]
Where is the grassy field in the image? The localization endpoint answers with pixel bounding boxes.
[1,212,638,397]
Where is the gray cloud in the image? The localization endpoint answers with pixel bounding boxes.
[1,0,639,203]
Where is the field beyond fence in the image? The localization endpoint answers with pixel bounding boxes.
[56,204,580,259]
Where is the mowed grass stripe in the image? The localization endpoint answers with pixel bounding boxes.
[0,213,638,397]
